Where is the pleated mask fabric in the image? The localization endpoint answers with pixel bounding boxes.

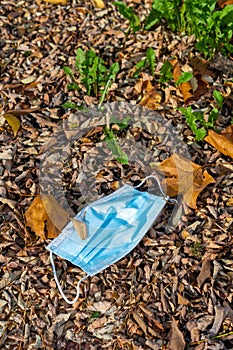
[47,176,174,304]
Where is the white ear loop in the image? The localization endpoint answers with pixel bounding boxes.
[50,251,89,305]
[134,175,177,204]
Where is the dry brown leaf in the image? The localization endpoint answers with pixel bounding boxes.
[205,129,233,159]
[222,124,233,141]
[6,107,42,116]
[70,218,88,240]
[25,194,69,239]
[89,316,108,330]
[197,259,211,288]
[173,62,193,104]
[218,0,233,7]
[44,0,67,4]
[192,74,209,100]
[209,305,226,336]
[3,113,21,137]
[177,292,189,305]
[134,79,162,110]
[168,317,186,350]
[139,91,162,110]
[41,194,69,231]
[133,312,147,334]
[157,154,215,209]
[91,0,105,8]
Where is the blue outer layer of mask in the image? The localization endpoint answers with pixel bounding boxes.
[47,184,166,276]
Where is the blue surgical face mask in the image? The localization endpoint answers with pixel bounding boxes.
[47,176,176,304]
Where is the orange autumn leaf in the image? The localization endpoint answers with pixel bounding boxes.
[25,194,69,239]
[218,0,233,7]
[204,129,233,159]
[134,78,162,110]
[222,124,233,141]
[157,154,215,209]
[173,62,193,104]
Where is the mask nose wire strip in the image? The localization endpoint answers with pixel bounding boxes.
[134,175,177,204]
[50,251,89,305]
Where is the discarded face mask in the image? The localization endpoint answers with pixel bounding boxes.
[47,175,176,304]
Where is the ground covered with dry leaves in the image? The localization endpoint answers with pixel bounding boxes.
[0,0,233,349]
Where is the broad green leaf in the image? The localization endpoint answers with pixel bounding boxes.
[75,48,85,72]
[133,58,147,77]
[110,115,130,129]
[213,90,223,108]
[208,108,219,126]
[146,48,156,75]
[159,60,173,83]
[175,72,193,85]
[62,102,81,109]
[104,127,128,164]
[195,128,207,141]
[3,113,21,137]
[114,2,140,32]
[144,9,161,30]
[67,83,79,90]
[63,66,75,79]
[99,62,119,106]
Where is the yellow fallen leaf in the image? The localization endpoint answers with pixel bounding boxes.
[157,154,215,209]
[44,0,67,4]
[91,0,105,8]
[25,194,69,239]
[3,113,21,137]
[205,129,233,159]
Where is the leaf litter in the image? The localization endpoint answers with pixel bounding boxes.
[0,0,233,349]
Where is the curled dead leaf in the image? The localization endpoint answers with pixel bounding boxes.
[168,317,185,350]
[222,124,233,141]
[5,107,42,116]
[134,78,162,110]
[25,195,69,239]
[218,0,233,7]
[197,259,211,288]
[205,129,233,159]
[173,62,193,104]
[71,218,88,240]
[157,154,215,209]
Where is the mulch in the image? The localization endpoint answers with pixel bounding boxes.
[0,1,233,349]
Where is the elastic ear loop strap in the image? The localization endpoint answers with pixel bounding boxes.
[134,175,177,204]
[50,251,89,305]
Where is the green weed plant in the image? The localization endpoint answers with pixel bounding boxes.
[179,90,223,141]
[63,48,119,101]
[114,0,233,58]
